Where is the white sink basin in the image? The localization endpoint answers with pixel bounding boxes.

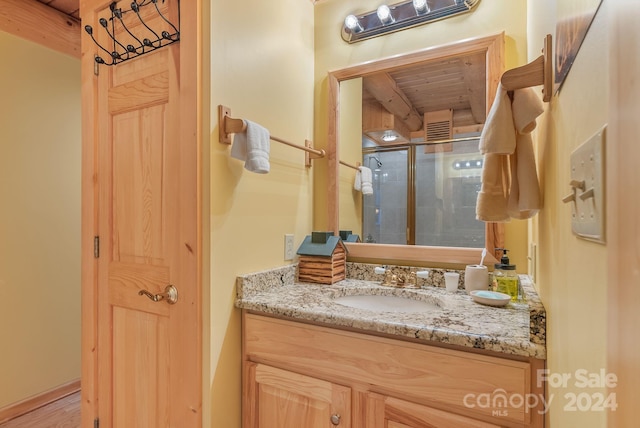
[333,294,441,313]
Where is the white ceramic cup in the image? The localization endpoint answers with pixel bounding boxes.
[464,264,489,293]
[444,272,460,291]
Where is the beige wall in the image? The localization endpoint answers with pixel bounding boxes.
[313,0,530,270]
[529,1,608,427]
[207,0,315,426]
[0,31,81,408]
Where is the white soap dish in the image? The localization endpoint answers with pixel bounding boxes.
[470,290,511,307]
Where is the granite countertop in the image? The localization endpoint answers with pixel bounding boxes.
[235,263,546,359]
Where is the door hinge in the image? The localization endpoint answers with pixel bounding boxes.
[94,418,99,428]
[94,236,100,258]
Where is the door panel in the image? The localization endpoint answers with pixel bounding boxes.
[111,105,167,265]
[112,307,169,427]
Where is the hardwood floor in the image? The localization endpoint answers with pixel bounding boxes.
[0,392,80,428]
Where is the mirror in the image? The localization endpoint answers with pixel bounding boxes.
[327,34,506,265]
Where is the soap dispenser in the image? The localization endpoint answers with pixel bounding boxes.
[492,248,518,301]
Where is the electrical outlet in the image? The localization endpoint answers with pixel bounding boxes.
[284,234,295,260]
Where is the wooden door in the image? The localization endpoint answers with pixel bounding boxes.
[244,363,351,428]
[367,393,501,428]
[80,1,201,427]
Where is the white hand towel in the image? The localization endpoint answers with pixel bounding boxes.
[354,169,362,191]
[508,133,541,219]
[478,83,516,155]
[476,153,510,222]
[230,119,270,174]
[477,80,545,222]
[507,87,544,219]
[359,166,373,195]
[512,87,544,135]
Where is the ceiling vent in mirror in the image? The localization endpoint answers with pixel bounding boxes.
[342,0,481,44]
[424,109,453,153]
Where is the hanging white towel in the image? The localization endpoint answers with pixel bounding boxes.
[476,85,544,222]
[475,153,510,222]
[354,168,362,191]
[507,88,544,219]
[478,83,516,155]
[230,119,270,174]
[359,166,373,195]
[512,87,544,134]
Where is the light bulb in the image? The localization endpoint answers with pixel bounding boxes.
[381,131,397,142]
[344,14,363,33]
[413,0,430,14]
[376,5,394,25]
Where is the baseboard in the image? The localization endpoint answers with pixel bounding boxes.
[0,378,81,424]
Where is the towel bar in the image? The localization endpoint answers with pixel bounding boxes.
[501,34,553,102]
[218,105,325,167]
[339,160,360,171]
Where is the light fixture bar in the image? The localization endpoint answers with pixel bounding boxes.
[342,0,481,44]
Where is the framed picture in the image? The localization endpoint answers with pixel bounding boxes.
[555,0,603,93]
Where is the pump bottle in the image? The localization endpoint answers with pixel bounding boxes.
[492,249,518,301]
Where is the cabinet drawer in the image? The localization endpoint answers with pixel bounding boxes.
[244,313,533,426]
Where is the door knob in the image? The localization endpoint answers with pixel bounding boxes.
[138,285,178,304]
[330,414,341,425]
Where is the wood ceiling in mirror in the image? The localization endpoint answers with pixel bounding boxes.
[363,52,487,137]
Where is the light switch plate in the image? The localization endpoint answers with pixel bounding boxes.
[569,126,606,243]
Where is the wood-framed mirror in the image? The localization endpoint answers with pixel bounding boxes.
[326,33,506,266]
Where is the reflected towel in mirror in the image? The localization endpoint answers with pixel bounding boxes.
[354,166,373,195]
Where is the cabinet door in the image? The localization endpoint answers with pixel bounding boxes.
[367,393,501,428]
[244,363,351,428]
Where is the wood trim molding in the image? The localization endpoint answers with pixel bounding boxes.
[345,242,499,267]
[0,0,81,59]
[0,379,81,424]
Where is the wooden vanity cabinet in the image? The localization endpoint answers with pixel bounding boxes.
[242,312,545,428]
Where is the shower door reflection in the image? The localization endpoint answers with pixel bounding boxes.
[362,151,407,244]
[361,138,485,247]
[415,139,485,247]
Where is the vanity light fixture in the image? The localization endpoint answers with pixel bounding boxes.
[342,0,480,44]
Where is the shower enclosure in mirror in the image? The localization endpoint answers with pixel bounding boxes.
[361,135,484,248]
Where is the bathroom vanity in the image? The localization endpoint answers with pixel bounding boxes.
[236,263,546,428]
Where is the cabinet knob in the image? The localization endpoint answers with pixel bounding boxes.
[330,414,341,425]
